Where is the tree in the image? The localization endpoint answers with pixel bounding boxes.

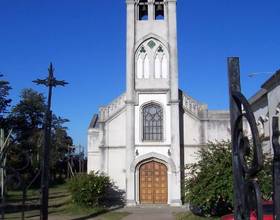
[8,88,73,182]
[0,74,12,115]
[9,89,45,153]
[7,89,46,179]
[50,115,73,180]
[0,75,12,129]
[184,141,272,217]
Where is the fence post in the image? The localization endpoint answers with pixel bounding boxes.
[227,57,246,220]
[272,117,280,220]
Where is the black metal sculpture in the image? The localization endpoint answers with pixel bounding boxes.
[228,57,264,220]
[33,63,68,220]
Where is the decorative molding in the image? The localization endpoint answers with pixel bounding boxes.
[130,152,176,173]
[99,93,126,121]
[181,92,206,117]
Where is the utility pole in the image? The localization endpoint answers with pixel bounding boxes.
[33,63,68,220]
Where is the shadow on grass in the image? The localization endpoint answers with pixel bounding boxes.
[69,186,126,220]
[71,206,123,220]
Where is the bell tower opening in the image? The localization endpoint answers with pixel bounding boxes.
[138,0,148,20]
[154,0,164,20]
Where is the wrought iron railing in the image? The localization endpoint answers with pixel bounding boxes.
[0,130,41,220]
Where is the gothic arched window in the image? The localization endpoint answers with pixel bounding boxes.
[154,0,164,20]
[143,103,163,141]
[138,0,148,20]
[135,38,169,79]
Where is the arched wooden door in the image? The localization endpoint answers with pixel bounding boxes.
[139,161,168,204]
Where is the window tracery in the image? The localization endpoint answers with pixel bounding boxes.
[142,103,163,141]
[135,39,169,79]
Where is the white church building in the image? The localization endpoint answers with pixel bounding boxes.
[88,0,230,206]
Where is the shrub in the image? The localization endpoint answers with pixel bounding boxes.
[184,141,272,217]
[67,171,111,208]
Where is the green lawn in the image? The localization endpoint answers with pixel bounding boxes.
[176,212,220,220]
[3,184,220,220]
[3,183,129,220]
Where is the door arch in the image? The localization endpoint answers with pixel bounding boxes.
[139,160,167,204]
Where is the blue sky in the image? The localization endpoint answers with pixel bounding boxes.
[0,0,279,150]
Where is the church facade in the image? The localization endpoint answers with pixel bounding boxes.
[88,0,230,206]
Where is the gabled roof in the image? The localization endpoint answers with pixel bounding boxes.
[261,69,280,91]
[249,69,280,105]
[88,114,99,129]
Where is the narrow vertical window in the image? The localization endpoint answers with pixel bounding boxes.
[155,55,161,78]
[139,0,148,20]
[161,54,168,78]
[154,0,164,20]
[144,55,150,78]
[137,56,143,78]
[143,103,163,141]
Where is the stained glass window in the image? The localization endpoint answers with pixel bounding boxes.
[143,103,163,141]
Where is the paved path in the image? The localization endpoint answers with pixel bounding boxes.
[116,206,186,220]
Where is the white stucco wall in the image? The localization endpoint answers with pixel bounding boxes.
[183,113,201,145]
[107,148,126,190]
[268,84,280,119]
[106,110,126,147]
[87,128,102,173]
[136,20,167,44]
[184,145,202,165]
[207,120,230,142]
[135,146,170,158]
[206,111,231,142]
[87,152,101,173]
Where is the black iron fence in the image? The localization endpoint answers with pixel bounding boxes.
[0,129,41,220]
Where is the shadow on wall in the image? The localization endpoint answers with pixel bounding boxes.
[179,89,185,204]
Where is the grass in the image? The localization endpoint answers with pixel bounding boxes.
[3,183,129,220]
[175,212,220,220]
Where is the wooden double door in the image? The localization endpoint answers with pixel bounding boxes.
[139,161,168,204]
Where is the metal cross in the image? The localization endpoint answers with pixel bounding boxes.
[33,63,68,220]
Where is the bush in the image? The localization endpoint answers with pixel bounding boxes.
[184,141,272,217]
[67,171,111,208]
[185,141,233,216]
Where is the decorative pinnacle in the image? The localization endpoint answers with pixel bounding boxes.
[33,63,68,87]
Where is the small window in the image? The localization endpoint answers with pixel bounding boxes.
[139,0,148,20]
[154,0,164,20]
[143,103,163,141]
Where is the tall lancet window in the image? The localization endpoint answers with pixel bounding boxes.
[154,46,168,78]
[138,0,148,20]
[155,55,161,79]
[161,54,168,78]
[144,55,150,78]
[143,103,163,141]
[154,0,164,20]
[137,55,144,78]
[136,47,147,78]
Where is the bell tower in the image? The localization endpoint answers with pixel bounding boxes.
[125,0,181,206]
[126,0,178,93]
